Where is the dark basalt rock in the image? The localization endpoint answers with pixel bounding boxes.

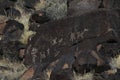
[71,37,117,74]
[23,0,39,10]
[5,8,21,19]
[72,49,111,74]
[0,19,25,62]
[0,0,21,20]
[0,8,20,19]
[33,9,120,47]
[29,11,50,31]
[30,11,50,24]
[103,0,120,9]
[106,72,120,80]
[67,0,101,16]
[93,71,120,80]
[0,0,14,8]
[50,68,74,80]
[29,22,40,32]
[67,0,120,17]
[99,43,120,58]
[72,51,97,74]
[3,20,24,42]
[24,9,120,79]
[0,40,25,62]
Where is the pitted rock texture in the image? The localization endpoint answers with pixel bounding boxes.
[29,10,50,31]
[0,19,25,62]
[68,0,101,16]
[103,0,120,9]
[0,0,120,80]
[24,9,120,80]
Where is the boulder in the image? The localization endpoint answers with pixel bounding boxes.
[29,10,50,31]
[67,0,101,16]
[3,20,24,42]
[24,9,120,79]
[103,0,120,9]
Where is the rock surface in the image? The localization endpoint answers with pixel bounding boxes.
[24,9,120,80]
[0,0,120,80]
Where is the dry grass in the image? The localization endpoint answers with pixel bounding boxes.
[14,3,35,44]
[73,71,94,80]
[0,58,27,80]
[110,54,120,69]
[45,2,67,20]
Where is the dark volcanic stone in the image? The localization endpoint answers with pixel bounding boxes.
[32,9,120,47]
[103,0,120,9]
[23,0,39,9]
[0,0,14,8]
[0,7,21,19]
[94,71,120,80]
[0,0,15,17]
[0,41,25,62]
[50,68,74,80]
[0,15,25,63]
[29,22,40,31]
[72,51,97,74]
[72,49,111,74]
[68,0,101,16]
[24,9,120,79]
[3,20,24,42]
[6,8,21,19]
[29,11,50,31]
[99,43,120,58]
[30,11,50,24]
[107,72,120,80]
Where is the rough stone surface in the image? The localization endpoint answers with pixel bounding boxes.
[24,9,120,80]
[103,0,120,9]
[0,0,120,80]
[68,0,101,16]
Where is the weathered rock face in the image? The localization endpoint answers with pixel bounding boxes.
[30,11,50,24]
[29,10,50,31]
[24,9,120,79]
[0,0,19,19]
[0,41,25,61]
[0,8,21,19]
[103,0,120,9]
[0,0,120,80]
[50,68,74,80]
[3,20,24,42]
[23,0,40,9]
[0,19,25,62]
[0,0,14,8]
[6,8,21,19]
[0,2,27,78]
[27,0,68,32]
[68,0,101,16]
[67,0,120,16]
[28,0,120,33]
